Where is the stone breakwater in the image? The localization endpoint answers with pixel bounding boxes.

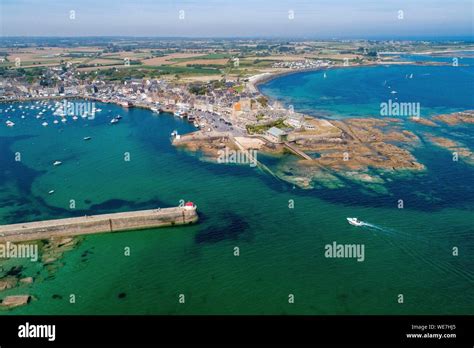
[0,207,198,243]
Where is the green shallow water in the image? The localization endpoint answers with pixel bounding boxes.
[0,91,473,314]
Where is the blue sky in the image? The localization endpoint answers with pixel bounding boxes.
[1,0,473,38]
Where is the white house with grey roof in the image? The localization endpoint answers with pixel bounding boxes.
[266,127,288,143]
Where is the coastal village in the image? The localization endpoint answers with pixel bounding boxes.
[1,54,473,191]
[1,39,473,191]
[1,0,474,343]
[0,35,473,314]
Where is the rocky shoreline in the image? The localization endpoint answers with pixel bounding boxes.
[173,116,430,189]
[172,96,473,189]
[0,236,81,310]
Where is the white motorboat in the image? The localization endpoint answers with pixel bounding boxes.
[347,217,364,226]
[6,120,15,127]
[53,161,62,166]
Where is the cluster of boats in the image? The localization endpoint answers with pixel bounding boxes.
[2,100,104,128]
[53,102,101,119]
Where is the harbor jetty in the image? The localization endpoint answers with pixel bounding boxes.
[0,204,198,243]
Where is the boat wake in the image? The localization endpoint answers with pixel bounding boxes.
[351,220,395,234]
[358,221,384,230]
[360,221,474,283]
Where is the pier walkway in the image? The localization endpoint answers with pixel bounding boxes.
[0,206,198,243]
[283,142,313,160]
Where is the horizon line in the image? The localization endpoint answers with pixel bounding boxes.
[1,35,473,41]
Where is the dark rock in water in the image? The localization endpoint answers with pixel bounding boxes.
[81,249,93,258]
[6,266,23,277]
[118,292,126,299]
[84,199,92,204]
[195,211,251,244]
[52,294,63,300]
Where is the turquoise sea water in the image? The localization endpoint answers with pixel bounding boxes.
[1,63,473,314]
[259,63,474,118]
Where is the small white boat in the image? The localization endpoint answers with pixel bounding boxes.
[83,136,92,141]
[171,130,178,137]
[110,118,119,124]
[53,160,62,166]
[347,217,364,226]
[53,119,59,124]
[72,116,78,121]
[48,190,55,194]
[391,90,397,94]
[6,120,15,127]
[61,118,67,123]
[42,122,48,127]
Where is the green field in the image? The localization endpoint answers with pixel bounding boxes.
[169,53,232,62]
